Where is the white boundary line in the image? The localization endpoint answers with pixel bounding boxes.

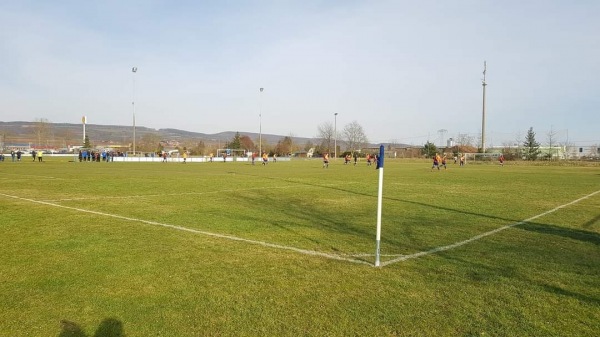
[0,193,371,266]
[1,189,597,268]
[380,189,600,267]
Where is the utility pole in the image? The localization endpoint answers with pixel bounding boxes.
[481,61,487,153]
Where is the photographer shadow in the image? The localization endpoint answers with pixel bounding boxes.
[58,318,124,337]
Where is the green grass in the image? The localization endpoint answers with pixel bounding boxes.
[0,157,599,336]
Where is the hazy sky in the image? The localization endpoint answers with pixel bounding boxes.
[1,0,598,146]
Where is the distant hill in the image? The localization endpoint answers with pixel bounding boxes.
[0,121,317,148]
[0,121,411,151]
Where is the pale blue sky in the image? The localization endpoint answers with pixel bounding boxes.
[1,0,598,146]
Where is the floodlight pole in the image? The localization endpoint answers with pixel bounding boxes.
[132,66,138,156]
[481,61,487,153]
[259,87,263,156]
[334,113,338,160]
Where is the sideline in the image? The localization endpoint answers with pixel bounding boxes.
[0,192,371,266]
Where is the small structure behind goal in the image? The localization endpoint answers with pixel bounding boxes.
[464,153,501,163]
[216,149,249,158]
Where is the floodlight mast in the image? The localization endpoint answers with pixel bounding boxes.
[259,87,264,156]
[132,66,137,156]
[334,113,338,160]
[481,61,487,153]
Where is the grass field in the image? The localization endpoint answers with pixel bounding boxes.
[1,157,599,336]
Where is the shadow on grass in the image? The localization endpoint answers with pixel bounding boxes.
[518,222,600,246]
[582,213,600,229]
[226,192,376,264]
[441,255,600,306]
[540,282,600,306]
[212,170,599,261]
[239,170,527,225]
[260,173,600,245]
[58,318,124,337]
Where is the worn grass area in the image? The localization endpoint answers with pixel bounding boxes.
[0,157,598,336]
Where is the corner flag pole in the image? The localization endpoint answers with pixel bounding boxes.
[375,144,385,267]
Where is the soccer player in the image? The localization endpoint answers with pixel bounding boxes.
[432,153,441,170]
[323,153,329,168]
[262,152,268,165]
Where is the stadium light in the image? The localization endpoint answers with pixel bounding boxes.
[481,61,487,153]
[334,113,338,159]
[132,66,137,156]
[259,87,263,156]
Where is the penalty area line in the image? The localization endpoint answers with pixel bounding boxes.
[0,193,371,266]
[380,189,600,267]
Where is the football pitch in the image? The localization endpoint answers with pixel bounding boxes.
[1,158,599,336]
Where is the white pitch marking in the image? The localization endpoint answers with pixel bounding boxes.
[0,193,371,266]
[380,189,600,267]
[3,189,596,268]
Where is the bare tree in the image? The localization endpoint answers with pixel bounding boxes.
[0,128,16,151]
[274,136,293,156]
[33,118,52,147]
[546,127,558,160]
[514,131,523,159]
[239,135,254,151]
[455,133,474,147]
[138,133,161,153]
[316,121,334,153]
[343,121,369,154]
[188,140,206,155]
[287,133,295,156]
[591,144,599,158]
[303,140,314,152]
[55,128,75,148]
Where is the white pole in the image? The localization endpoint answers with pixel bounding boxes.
[132,66,137,155]
[375,144,384,267]
[334,113,338,160]
[375,166,384,266]
[481,61,487,153]
[82,116,87,146]
[259,87,263,156]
